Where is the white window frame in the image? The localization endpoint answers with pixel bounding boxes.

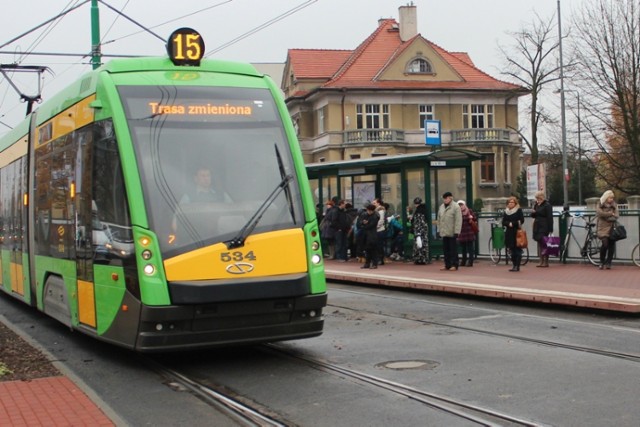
[419,104,434,129]
[462,104,494,129]
[406,58,433,74]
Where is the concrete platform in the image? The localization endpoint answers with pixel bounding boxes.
[324,258,640,313]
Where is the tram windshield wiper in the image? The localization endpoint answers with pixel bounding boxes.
[225,173,294,249]
[276,144,297,224]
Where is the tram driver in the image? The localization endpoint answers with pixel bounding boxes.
[171,166,233,239]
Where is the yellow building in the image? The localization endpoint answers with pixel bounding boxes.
[282,4,528,202]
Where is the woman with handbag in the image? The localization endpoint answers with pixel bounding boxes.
[502,196,525,272]
[531,191,554,267]
[596,190,619,270]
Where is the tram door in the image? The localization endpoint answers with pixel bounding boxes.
[5,159,28,297]
[75,132,97,328]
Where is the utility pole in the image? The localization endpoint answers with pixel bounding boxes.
[557,0,569,206]
[91,0,102,69]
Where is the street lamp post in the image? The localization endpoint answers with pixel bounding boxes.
[556,89,583,205]
[557,0,569,206]
[575,93,582,205]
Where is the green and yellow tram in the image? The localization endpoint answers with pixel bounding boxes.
[0,29,327,351]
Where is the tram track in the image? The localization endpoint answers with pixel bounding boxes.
[141,288,637,426]
[143,356,293,427]
[328,288,640,363]
[147,345,544,427]
[263,343,545,427]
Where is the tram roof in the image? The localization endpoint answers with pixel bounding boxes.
[305,148,481,175]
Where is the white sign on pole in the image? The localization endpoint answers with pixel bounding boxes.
[527,163,546,200]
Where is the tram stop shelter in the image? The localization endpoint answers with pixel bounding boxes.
[305,149,481,259]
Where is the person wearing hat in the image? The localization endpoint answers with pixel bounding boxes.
[410,197,429,265]
[437,191,462,271]
[595,190,619,269]
[456,200,477,267]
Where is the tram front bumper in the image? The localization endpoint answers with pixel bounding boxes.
[135,293,327,352]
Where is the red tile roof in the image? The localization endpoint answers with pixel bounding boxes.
[287,18,524,93]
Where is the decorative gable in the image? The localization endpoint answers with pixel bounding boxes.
[377,38,463,82]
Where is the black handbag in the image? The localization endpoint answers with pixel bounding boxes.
[610,222,627,241]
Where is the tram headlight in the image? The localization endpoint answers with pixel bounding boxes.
[311,254,322,265]
[143,264,156,275]
[311,241,320,251]
[141,249,152,260]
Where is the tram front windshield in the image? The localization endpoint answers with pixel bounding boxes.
[118,85,303,258]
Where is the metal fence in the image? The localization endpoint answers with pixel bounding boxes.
[475,210,640,264]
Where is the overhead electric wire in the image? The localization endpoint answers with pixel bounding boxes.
[100,0,130,43]
[17,0,84,64]
[205,0,317,57]
[101,0,234,46]
[96,0,164,43]
[0,1,89,50]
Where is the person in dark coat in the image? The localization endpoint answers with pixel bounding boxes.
[320,200,337,258]
[456,200,477,267]
[359,204,380,269]
[531,191,554,267]
[502,196,525,272]
[333,200,351,261]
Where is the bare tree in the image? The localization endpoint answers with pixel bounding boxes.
[499,12,562,164]
[572,0,640,195]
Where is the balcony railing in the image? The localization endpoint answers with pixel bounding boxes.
[340,128,513,144]
[343,129,405,143]
[450,128,511,143]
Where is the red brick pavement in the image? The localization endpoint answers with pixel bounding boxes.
[0,376,113,427]
[324,258,640,312]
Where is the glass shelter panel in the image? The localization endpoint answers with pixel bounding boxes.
[352,175,376,209]
[381,172,401,216]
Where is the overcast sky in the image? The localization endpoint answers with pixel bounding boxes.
[1,0,583,136]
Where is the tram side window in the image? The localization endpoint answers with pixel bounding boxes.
[91,121,132,260]
[0,159,26,249]
[34,133,77,258]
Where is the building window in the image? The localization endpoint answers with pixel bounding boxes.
[419,105,434,129]
[480,153,495,183]
[317,108,324,134]
[350,154,361,160]
[463,104,494,129]
[356,104,389,129]
[406,58,432,74]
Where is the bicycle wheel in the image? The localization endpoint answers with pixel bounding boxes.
[488,237,501,264]
[559,235,570,263]
[632,243,640,268]
[585,236,602,266]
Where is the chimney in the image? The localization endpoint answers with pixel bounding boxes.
[399,3,417,42]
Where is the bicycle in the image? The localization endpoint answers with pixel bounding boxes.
[632,243,640,267]
[559,212,601,266]
[487,218,529,266]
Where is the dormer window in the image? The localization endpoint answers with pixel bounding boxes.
[406,58,432,74]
